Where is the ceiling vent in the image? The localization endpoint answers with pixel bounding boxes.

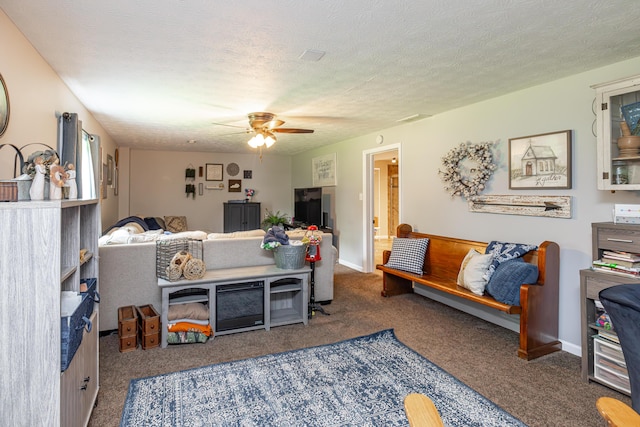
[299,49,326,62]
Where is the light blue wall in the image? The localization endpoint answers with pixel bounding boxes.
[293,56,640,354]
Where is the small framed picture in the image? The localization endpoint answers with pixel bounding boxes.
[206,163,223,181]
[312,153,337,186]
[509,130,572,189]
[229,179,241,192]
[244,170,252,179]
[107,154,114,186]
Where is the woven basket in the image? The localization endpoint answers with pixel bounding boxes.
[0,144,24,202]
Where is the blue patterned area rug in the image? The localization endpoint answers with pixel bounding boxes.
[120,329,526,426]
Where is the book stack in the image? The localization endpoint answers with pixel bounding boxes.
[597,329,620,344]
[592,250,640,277]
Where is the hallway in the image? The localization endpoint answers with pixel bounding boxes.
[374,237,394,266]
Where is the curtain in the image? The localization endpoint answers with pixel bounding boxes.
[58,112,82,191]
[58,112,100,199]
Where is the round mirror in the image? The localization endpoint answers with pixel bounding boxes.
[0,74,9,138]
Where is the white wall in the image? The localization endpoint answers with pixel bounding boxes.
[0,10,118,224]
[5,3,640,354]
[293,56,640,354]
[127,149,292,232]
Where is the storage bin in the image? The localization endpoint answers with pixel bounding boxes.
[80,278,99,316]
[156,238,204,281]
[273,244,308,269]
[0,181,18,202]
[593,337,631,394]
[61,294,93,372]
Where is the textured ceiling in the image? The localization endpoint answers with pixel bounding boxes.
[2,1,640,155]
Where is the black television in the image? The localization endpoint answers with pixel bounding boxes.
[294,187,322,227]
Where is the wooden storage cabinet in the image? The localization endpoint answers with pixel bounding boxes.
[223,202,261,232]
[592,74,640,190]
[0,199,100,426]
[580,222,639,395]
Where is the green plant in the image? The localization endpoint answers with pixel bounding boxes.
[261,210,290,230]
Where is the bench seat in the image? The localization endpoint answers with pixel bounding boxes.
[376,264,522,314]
[376,224,560,360]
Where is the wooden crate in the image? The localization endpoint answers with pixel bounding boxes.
[136,304,160,335]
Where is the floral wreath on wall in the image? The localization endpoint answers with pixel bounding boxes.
[438,141,497,199]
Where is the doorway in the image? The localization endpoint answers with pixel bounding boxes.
[362,144,401,273]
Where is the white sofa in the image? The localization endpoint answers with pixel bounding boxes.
[98,231,335,332]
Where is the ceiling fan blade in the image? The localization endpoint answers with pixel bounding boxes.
[217,129,253,136]
[272,128,314,134]
[264,119,285,129]
[212,121,248,129]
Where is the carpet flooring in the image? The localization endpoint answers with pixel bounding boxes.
[90,264,630,427]
[120,330,525,426]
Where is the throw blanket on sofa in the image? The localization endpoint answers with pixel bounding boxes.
[103,216,150,235]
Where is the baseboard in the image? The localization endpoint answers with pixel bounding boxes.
[338,259,363,272]
[560,340,579,356]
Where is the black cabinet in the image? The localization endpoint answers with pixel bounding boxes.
[224,202,261,232]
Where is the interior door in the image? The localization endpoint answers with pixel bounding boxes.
[387,164,399,236]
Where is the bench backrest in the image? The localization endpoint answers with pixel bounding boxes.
[396,224,541,284]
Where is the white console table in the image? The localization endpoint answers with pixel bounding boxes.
[158,265,310,347]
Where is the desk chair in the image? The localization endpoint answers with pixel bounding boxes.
[597,284,640,426]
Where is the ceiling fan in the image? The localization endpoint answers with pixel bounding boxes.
[247,112,314,135]
[214,112,314,149]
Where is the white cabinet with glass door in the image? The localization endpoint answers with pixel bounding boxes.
[593,74,640,190]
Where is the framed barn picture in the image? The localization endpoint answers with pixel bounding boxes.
[509,130,572,189]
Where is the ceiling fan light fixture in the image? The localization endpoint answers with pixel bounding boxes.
[265,133,276,148]
[248,134,261,148]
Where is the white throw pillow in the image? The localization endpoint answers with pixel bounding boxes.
[457,249,493,296]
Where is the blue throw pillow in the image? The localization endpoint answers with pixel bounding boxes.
[384,238,429,275]
[144,217,163,230]
[483,241,538,282]
[486,258,538,305]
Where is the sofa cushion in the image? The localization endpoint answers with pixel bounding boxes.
[207,229,266,239]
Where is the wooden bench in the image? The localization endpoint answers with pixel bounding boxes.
[376,224,561,360]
